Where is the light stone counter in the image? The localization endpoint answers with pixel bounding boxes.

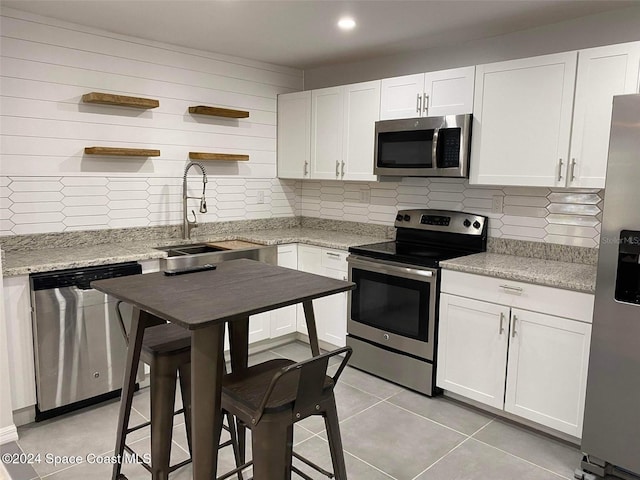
[1,227,387,277]
[441,252,597,294]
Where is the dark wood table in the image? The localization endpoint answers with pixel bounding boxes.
[92,258,355,480]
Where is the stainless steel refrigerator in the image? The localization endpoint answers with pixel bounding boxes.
[580,94,640,480]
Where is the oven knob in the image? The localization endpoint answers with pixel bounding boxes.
[396,214,403,221]
[403,214,411,222]
[383,333,390,340]
[473,221,481,229]
[463,219,471,228]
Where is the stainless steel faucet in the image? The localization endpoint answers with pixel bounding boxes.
[182,161,207,239]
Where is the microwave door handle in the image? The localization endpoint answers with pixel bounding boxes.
[431,127,440,169]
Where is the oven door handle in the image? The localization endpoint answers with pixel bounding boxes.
[347,255,436,281]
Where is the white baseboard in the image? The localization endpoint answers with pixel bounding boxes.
[0,425,18,445]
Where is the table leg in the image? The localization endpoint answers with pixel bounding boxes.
[228,317,249,463]
[302,300,321,357]
[112,309,163,480]
[191,323,225,480]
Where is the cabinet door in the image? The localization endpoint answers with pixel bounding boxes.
[505,309,592,437]
[568,42,640,188]
[380,73,424,120]
[342,80,380,181]
[311,87,344,179]
[423,66,475,116]
[315,267,348,348]
[3,276,37,410]
[277,91,311,179]
[436,294,509,409]
[296,245,323,335]
[270,244,298,338]
[470,52,577,186]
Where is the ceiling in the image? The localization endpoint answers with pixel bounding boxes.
[2,0,636,69]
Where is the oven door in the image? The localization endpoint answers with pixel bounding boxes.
[347,255,438,360]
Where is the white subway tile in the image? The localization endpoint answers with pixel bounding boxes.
[501,215,548,228]
[62,186,110,196]
[63,215,111,227]
[108,209,149,219]
[61,196,109,206]
[107,190,149,200]
[504,196,549,207]
[545,224,599,238]
[501,225,547,239]
[11,212,65,223]
[10,202,64,213]
[543,235,598,248]
[109,218,150,228]
[547,193,600,204]
[61,177,108,186]
[547,204,600,215]
[11,191,64,202]
[107,181,149,191]
[502,206,548,217]
[10,181,62,192]
[12,223,65,234]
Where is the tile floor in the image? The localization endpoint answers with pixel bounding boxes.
[1,341,583,480]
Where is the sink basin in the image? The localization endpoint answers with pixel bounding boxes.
[155,242,277,270]
[155,243,227,257]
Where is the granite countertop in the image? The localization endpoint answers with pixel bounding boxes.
[441,252,597,294]
[1,227,387,277]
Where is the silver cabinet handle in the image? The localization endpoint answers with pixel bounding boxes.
[326,252,341,258]
[557,158,564,182]
[416,93,422,114]
[303,161,309,177]
[423,94,429,114]
[431,127,440,168]
[512,314,518,338]
[570,158,577,181]
[500,284,523,293]
[335,160,340,178]
[499,312,505,335]
[341,161,345,178]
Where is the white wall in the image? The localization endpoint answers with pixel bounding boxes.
[304,5,640,89]
[0,7,302,235]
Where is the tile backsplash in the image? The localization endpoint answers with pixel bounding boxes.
[298,178,603,248]
[1,176,603,248]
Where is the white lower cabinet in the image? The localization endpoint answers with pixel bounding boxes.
[437,270,594,438]
[504,308,591,435]
[269,244,298,338]
[3,275,37,410]
[437,295,509,409]
[296,245,348,348]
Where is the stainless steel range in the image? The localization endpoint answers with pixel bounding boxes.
[346,209,488,395]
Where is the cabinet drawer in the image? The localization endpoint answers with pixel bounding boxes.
[321,248,348,271]
[441,270,594,323]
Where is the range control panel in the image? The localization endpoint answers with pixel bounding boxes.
[394,209,487,235]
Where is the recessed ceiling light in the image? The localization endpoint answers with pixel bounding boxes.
[337,17,356,31]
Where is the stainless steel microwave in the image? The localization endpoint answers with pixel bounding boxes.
[374,114,472,177]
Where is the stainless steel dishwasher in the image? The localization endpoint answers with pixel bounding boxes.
[30,262,142,420]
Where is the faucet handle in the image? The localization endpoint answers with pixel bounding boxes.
[199,197,207,214]
[189,209,198,225]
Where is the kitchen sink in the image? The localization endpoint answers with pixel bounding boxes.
[155,242,277,270]
[155,243,227,257]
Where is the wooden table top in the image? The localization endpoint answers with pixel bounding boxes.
[92,258,355,330]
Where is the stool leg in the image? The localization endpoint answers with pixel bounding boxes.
[112,310,159,480]
[150,358,178,480]
[323,395,348,480]
[177,363,192,456]
[224,412,244,480]
[251,412,293,480]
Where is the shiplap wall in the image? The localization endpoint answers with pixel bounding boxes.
[0,8,302,234]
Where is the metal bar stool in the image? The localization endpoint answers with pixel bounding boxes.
[114,304,244,480]
[221,346,353,480]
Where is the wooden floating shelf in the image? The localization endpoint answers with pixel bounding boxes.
[188,105,249,118]
[189,152,249,161]
[84,147,161,157]
[82,92,159,109]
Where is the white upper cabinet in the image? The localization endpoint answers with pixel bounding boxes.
[311,81,380,181]
[380,66,475,120]
[311,86,344,179]
[568,42,640,188]
[471,42,640,187]
[470,52,578,187]
[277,91,311,179]
[342,81,380,181]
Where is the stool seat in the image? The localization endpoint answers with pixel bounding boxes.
[221,347,352,480]
[141,323,191,357]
